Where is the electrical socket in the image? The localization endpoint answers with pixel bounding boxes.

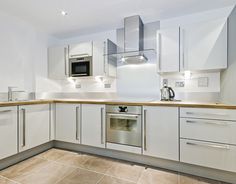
[75,83,81,88]
[175,81,185,87]
[198,77,208,87]
[104,83,111,88]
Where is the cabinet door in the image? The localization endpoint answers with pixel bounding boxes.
[81,104,105,148]
[157,27,180,73]
[105,39,117,77]
[181,18,227,71]
[143,106,179,161]
[56,103,81,144]
[69,42,93,58]
[48,46,68,79]
[0,106,17,159]
[19,104,50,152]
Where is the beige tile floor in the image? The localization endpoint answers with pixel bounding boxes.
[0,149,227,184]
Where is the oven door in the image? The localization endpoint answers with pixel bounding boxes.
[106,113,142,147]
[69,57,92,77]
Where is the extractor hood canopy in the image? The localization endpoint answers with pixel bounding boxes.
[104,15,156,64]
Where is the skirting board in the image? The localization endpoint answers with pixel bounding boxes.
[0,142,53,171]
[54,141,236,184]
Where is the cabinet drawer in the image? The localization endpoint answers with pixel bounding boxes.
[180,118,236,145]
[180,139,236,172]
[180,108,236,121]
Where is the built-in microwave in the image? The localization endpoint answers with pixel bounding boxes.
[69,56,92,77]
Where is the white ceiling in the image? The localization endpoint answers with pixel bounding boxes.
[0,0,235,39]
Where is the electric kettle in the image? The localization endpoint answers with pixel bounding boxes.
[160,84,175,101]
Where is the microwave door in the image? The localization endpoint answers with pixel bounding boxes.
[71,61,90,77]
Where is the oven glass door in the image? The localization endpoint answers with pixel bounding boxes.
[106,113,142,147]
[71,61,90,77]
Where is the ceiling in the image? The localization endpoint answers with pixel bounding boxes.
[0,0,235,39]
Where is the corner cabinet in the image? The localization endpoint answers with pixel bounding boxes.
[143,106,179,161]
[48,46,69,79]
[55,103,81,144]
[180,18,228,71]
[81,104,106,148]
[0,106,18,159]
[18,104,50,152]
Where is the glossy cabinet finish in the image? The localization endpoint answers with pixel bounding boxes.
[69,42,93,58]
[143,106,179,161]
[18,104,50,152]
[55,103,81,144]
[180,18,227,71]
[157,27,180,73]
[48,46,68,79]
[0,106,17,159]
[81,104,106,148]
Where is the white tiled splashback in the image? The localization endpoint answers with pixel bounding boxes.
[160,72,221,93]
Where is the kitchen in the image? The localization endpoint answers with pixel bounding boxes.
[0,0,236,184]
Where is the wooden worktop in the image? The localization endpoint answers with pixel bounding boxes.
[0,99,236,109]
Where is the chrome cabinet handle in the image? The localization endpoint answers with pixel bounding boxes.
[108,114,139,119]
[158,32,162,71]
[64,47,68,76]
[70,53,90,58]
[186,120,230,126]
[76,106,80,141]
[186,112,227,117]
[186,141,230,150]
[101,107,104,144]
[143,109,147,151]
[0,110,12,113]
[21,108,26,147]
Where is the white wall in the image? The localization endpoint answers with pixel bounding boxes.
[0,11,57,93]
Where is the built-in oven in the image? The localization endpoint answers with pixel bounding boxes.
[69,56,92,77]
[106,105,142,147]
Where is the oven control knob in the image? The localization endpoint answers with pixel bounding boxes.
[119,106,128,112]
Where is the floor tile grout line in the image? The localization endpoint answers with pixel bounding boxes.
[0,175,22,184]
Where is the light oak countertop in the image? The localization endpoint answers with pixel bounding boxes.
[0,99,236,109]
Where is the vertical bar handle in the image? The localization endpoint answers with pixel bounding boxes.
[76,106,80,141]
[143,109,147,151]
[21,108,26,147]
[101,107,104,144]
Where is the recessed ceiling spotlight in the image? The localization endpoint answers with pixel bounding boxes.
[61,10,68,16]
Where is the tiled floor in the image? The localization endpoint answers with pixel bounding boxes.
[0,149,226,184]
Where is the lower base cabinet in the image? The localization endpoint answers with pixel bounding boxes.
[18,104,50,152]
[81,104,105,148]
[0,106,17,159]
[180,139,236,172]
[143,106,179,161]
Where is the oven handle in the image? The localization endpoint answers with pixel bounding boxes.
[108,113,139,120]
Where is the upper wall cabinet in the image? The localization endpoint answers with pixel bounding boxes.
[69,41,93,58]
[157,18,228,73]
[180,18,228,71]
[157,27,180,73]
[48,46,69,80]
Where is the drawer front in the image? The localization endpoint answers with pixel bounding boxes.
[180,118,236,145]
[180,108,236,121]
[180,139,236,172]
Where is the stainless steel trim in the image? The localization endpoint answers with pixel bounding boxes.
[186,120,230,126]
[76,106,80,141]
[101,107,104,144]
[186,141,230,150]
[158,32,162,71]
[0,110,12,113]
[186,112,227,116]
[103,41,106,74]
[143,109,147,151]
[74,74,88,76]
[21,108,26,147]
[64,47,68,76]
[108,113,139,119]
[70,54,90,58]
[181,29,185,70]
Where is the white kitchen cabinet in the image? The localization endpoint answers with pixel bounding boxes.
[180,139,236,172]
[93,39,117,77]
[48,46,69,79]
[143,106,179,161]
[0,106,17,160]
[81,104,105,148]
[157,27,180,73]
[180,18,228,71]
[56,103,81,144]
[18,104,50,152]
[69,42,93,58]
